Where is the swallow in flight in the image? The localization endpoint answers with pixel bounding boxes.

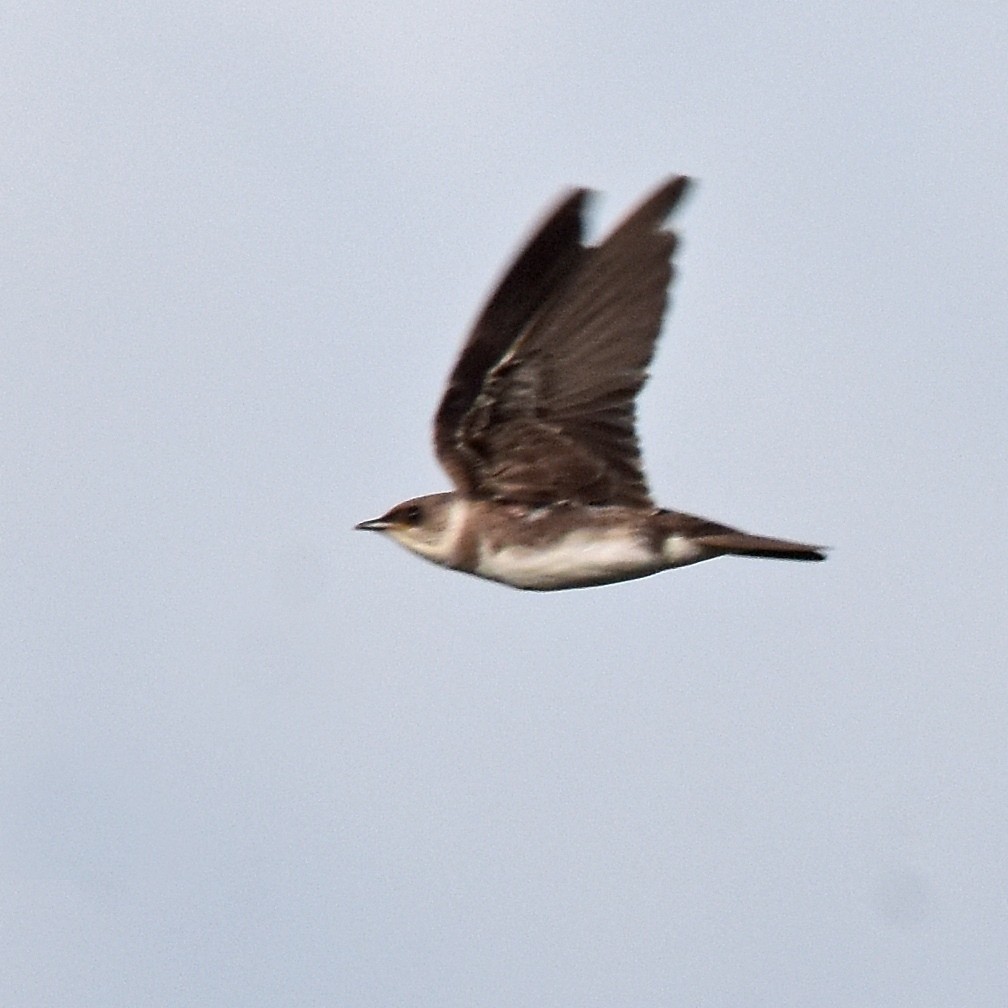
[356,176,826,589]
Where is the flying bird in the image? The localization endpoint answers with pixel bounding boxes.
[356,176,826,590]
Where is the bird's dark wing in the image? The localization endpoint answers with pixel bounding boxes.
[434,176,690,506]
[434,188,589,493]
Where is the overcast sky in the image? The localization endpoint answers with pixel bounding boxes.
[4,3,1007,1006]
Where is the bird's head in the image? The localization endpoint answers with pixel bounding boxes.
[355,492,461,564]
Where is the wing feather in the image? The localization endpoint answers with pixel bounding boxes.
[434,176,691,505]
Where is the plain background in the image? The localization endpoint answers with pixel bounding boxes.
[4,3,1007,1005]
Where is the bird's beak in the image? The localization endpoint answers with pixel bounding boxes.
[355,517,391,531]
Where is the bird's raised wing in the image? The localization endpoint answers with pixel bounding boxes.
[434,176,690,506]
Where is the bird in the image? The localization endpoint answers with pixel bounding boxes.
[355,176,826,590]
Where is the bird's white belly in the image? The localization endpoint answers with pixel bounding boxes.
[476,529,664,590]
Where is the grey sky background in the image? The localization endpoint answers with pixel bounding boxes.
[4,3,1007,1005]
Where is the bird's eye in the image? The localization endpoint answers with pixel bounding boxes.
[403,504,422,524]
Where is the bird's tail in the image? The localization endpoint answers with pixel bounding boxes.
[699,532,827,562]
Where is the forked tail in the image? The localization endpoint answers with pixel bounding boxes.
[699,532,827,562]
